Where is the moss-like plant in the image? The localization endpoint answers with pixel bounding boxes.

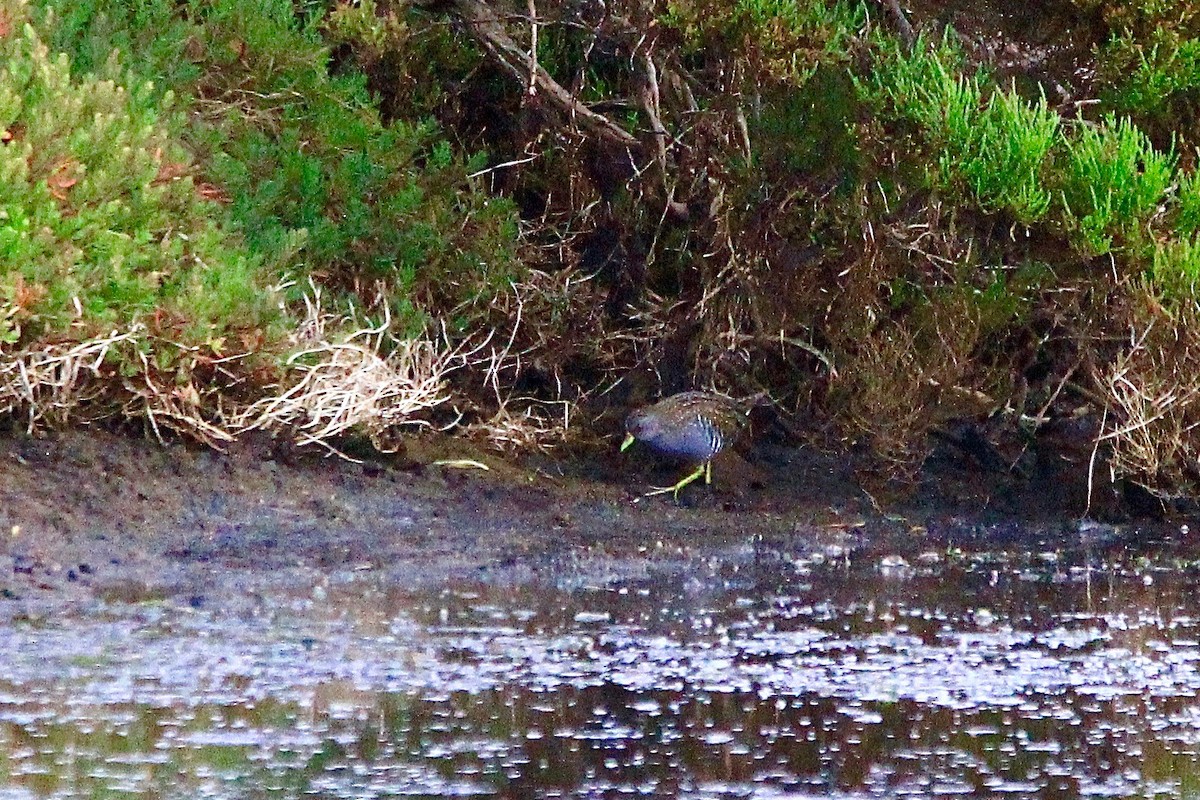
[1058,114,1175,256]
[1068,0,1200,148]
[1150,236,1200,304]
[1175,169,1200,236]
[665,0,866,86]
[37,0,522,335]
[0,2,279,350]
[864,35,1057,224]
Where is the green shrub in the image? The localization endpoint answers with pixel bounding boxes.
[1067,1,1200,147]
[1058,114,1175,255]
[866,34,1182,256]
[36,0,522,334]
[749,65,860,179]
[863,33,972,125]
[864,35,1057,224]
[37,0,195,87]
[1109,35,1200,119]
[1176,169,1200,236]
[665,0,865,86]
[1150,236,1200,303]
[0,3,279,350]
[960,90,1058,223]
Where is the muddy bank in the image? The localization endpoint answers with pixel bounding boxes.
[0,423,1186,620]
[2,427,1200,798]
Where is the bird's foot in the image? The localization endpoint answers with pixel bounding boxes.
[637,484,680,500]
[632,464,707,503]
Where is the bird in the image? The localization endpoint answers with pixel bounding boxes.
[620,391,749,499]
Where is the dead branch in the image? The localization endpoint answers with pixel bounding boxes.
[444,0,639,149]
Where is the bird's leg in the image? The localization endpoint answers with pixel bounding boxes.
[641,463,706,500]
[704,461,712,485]
[671,464,707,499]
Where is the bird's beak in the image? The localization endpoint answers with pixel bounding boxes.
[620,432,636,452]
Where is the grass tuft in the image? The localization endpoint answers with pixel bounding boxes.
[1059,114,1175,255]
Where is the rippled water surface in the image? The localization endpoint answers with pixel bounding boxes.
[3,531,1200,798]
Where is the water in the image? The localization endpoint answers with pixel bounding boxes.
[2,533,1200,798]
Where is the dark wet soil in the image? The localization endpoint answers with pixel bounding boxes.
[0,421,1184,620]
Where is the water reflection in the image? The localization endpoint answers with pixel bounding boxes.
[2,538,1200,798]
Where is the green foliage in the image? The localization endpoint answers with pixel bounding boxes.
[1059,114,1175,255]
[1109,35,1200,118]
[665,0,865,86]
[1150,236,1200,303]
[326,0,484,122]
[750,66,860,180]
[326,0,410,61]
[1177,169,1200,236]
[0,2,278,351]
[35,0,195,88]
[964,91,1059,223]
[1068,1,1200,146]
[862,33,971,122]
[865,35,1057,224]
[867,35,1179,254]
[37,0,521,333]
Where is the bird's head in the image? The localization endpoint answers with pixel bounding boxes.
[621,409,660,451]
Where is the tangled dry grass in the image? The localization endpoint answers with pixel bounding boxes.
[0,329,138,431]
[0,326,240,447]
[0,284,460,459]
[226,284,458,457]
[1100,317,1200,496]
[455,269,597,451]
[232,334,453,455]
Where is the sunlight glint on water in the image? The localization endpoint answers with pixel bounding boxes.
[1,544,1200,798]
